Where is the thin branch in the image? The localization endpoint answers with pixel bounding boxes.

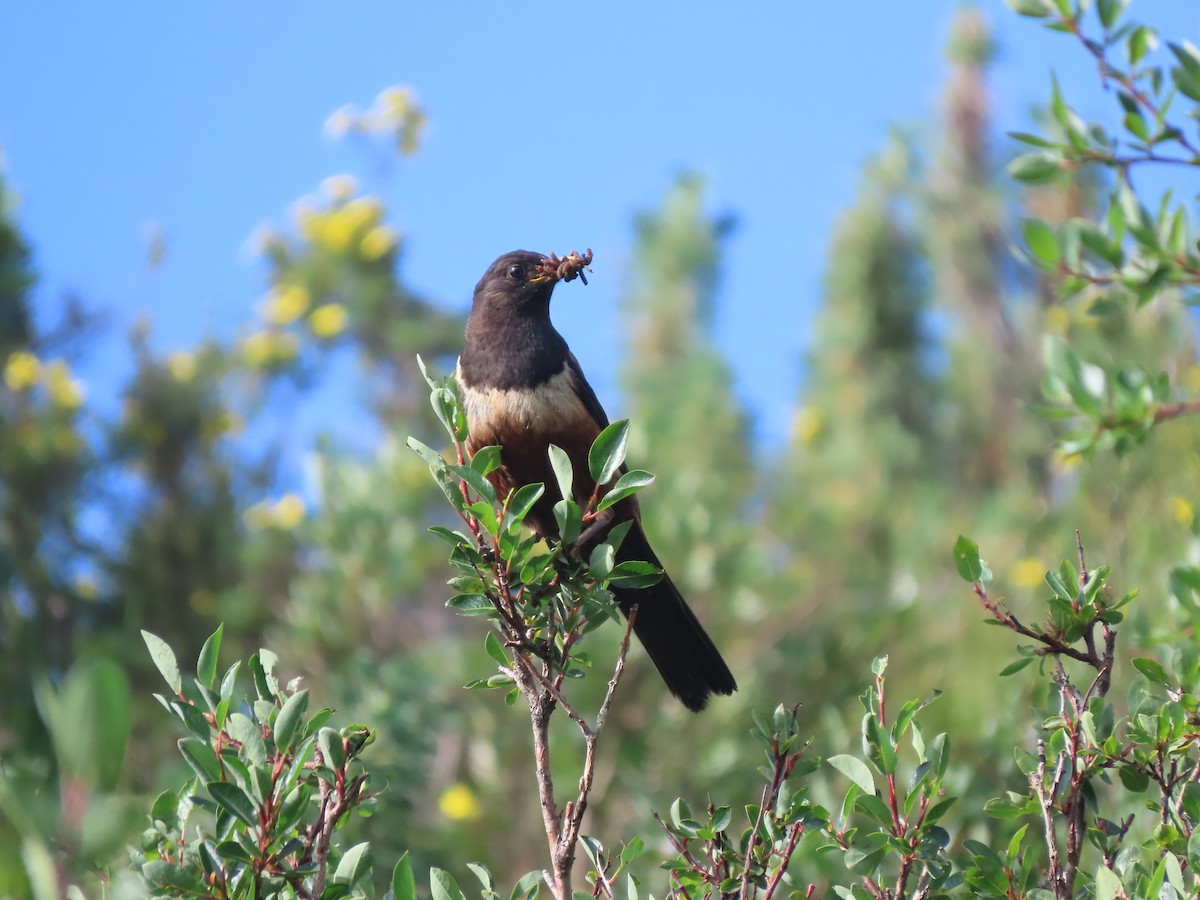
[560,611,637,889]
[1032,739,1065,899]
[1154,400,1200,424]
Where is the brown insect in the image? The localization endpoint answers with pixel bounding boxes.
[536,248,594,286]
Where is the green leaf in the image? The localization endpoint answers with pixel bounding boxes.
[999,657,1033,677]
[416,354,438,389]
[333,841,373,887]
[450,464,497,504]
[1128,25,1157,65]
[141,631,182,695]
[1096,0,1126,28]
[179,737,222,782]
[597,470,654,512]
[392,852,417,900]
[1164,851,1185,897]
[1171,64,1200,102]
[1132,657,1170,685]
[141,860,205,892]
[553,499,581,545]
[466,863,496,896]
[273,689,309,753]
[1009,131,1058,148]
[828,754,876,795]
[318,727,345,770]
[196,624,224,691]
[588,420,630,486]
[1008,152,1063,185]
[484,631,509,667]
[431,867,468,900]
[228,713,267,766]
[607,560,663,589]
[953,536,983,583]
[150,789,179,825]
[1188,829,1200,874]
[588,542,615,579]
[407,435,445,469]
[1169,40,1200,77]
[1022,218,1060,264]
[504,483,544,530]
[207,781,258,829]
[1006,0,1052,17]
[547,444,574,501]
[470,445,502,476]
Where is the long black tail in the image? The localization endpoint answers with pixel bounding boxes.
[612,521,737,712]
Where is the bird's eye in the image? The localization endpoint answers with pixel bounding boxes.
[507,263,523,279]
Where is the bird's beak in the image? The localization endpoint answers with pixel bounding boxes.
[529,273,553,285]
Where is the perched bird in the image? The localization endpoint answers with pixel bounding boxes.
[456,249,736,711]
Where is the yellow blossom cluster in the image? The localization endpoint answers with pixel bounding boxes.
[437,783,481,821]
[264,285,311,327]
[324,86,427,156]
[297,195,387,256]
[3,351,85,410]
[1009,558,1046,589]
[791,407,822,446]
[244,493,307,531]
[242,331,299,369]
[1172,496,1195,528]
[308,304,349,339]
[168,351,197,382]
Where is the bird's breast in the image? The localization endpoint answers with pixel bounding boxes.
[457,359,595,444]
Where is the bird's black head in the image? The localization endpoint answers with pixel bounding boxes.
[471,250,557,320]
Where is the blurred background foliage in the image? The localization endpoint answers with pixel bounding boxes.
[3,4,1200,897]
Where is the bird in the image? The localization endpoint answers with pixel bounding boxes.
[455,249,736,711]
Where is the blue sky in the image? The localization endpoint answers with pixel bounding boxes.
[1,1,1196,450]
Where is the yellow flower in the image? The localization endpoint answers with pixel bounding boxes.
[243,493,306,531]
[359,225,397,261]
[265,285,311,327]
[1172,496,1194,528]
[791,407,822,446]
[1051,447,1081,472]
[1184,365,1200,395]
[321,174,358,202]
[273,493,306,530]
[1011,558,1046,589]
[168,351,197,382]
[379,86,416,118]
[242,332,275,368]
[243,501,274,532]
[1044,306,1070,336]
[309,304,349,339]
[320,209,356,253]
[438,783,481,821]
[45,360,85,409]
[342,197,383,233]
[4,351,40,391]
[242,332,299,368]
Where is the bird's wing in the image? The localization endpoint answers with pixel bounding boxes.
[566,351,610,429]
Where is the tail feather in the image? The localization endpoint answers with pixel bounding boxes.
[612,522,737,712]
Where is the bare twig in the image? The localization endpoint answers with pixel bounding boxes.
[1032,739,1064,899]
[559,611,637,892]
